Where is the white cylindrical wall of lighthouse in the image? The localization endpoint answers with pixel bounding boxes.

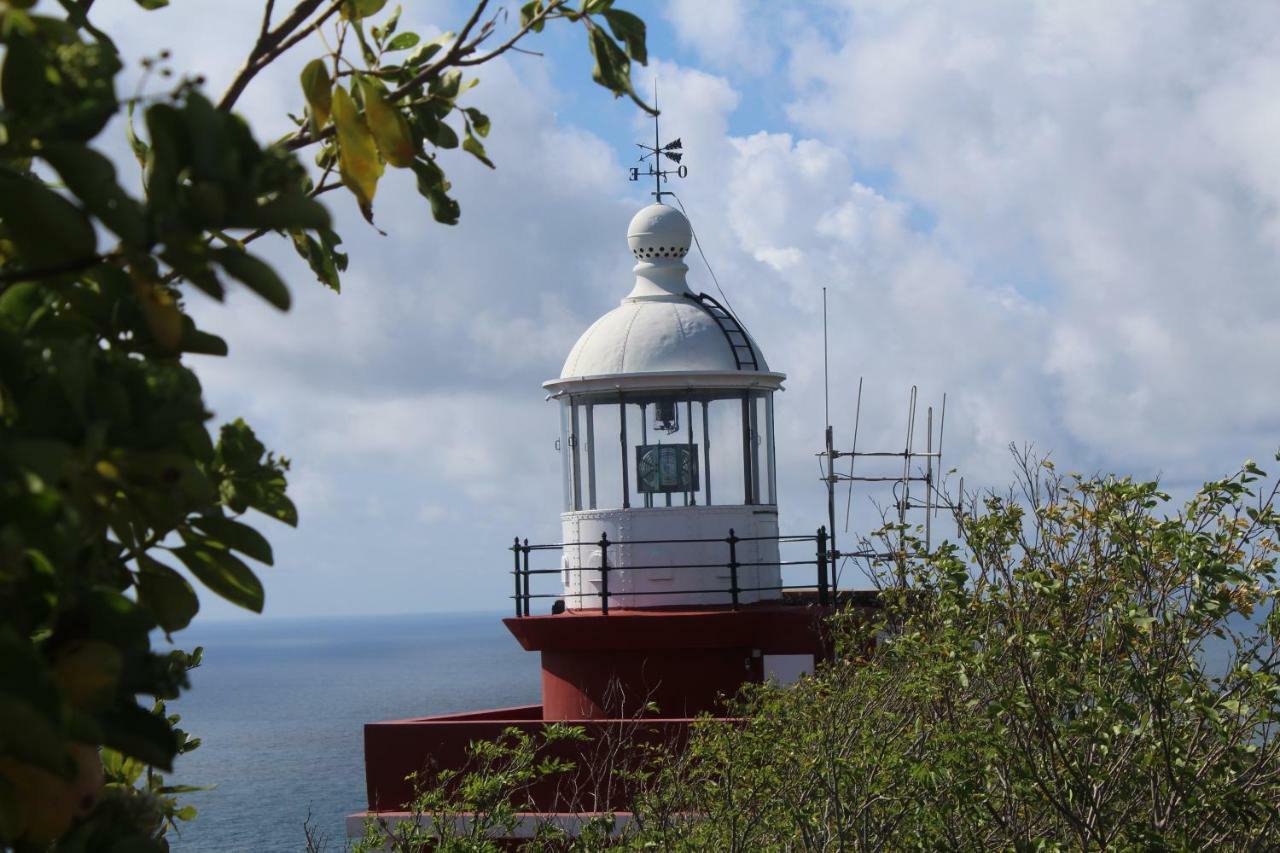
[561,505,781,609]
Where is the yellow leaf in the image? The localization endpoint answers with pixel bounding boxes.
[131,275,183,352]
[357,76,416,168]
[331,85,383,220]
[300,59,332,134]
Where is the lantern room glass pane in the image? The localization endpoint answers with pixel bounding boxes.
[561,389,776,511]
[590,403,623,511]
[706,397,747,505]
[559,400,573,512]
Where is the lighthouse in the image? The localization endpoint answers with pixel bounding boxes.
[354,179,836,839]
[504,200,830,721]
[549,201,784,612]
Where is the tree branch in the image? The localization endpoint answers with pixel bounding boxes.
[217,0,333,112]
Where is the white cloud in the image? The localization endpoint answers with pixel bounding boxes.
[662,0,782,74]
[775,0,1280,477]
[90,2,1280,617]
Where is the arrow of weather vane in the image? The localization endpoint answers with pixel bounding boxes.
[629,86,688,201]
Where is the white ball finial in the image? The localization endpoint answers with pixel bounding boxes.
[627,204,692,262]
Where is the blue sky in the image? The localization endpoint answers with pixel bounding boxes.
[92,0,1280,620]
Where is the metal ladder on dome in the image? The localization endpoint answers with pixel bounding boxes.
[686,292,760,371]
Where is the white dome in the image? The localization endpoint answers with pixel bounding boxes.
[545,203,785,394]
[560,299,770,377]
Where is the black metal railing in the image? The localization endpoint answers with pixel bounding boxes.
[510,526,831,617]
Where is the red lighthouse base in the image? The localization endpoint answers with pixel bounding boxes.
[352,596,874,842]
[505,603,830,719]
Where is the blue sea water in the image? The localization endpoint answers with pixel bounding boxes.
[163,611,541,852]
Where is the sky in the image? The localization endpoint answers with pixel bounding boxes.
[87,0,1280,619]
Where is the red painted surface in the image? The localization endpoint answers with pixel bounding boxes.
[363,706,699,812]
[361,604,854,820]
[505,604,831,720]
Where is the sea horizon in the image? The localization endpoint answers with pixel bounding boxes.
[164,610,541,852]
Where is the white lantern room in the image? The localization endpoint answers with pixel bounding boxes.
[544,203,786,609]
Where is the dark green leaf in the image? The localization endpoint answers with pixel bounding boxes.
[463,107,491,138]
[98,702,180,771]
[213,248,291,311]
[174,545,265,613]
[41,142,149,247]
[587,23,631,97]
[133,0,170,8]
[233,192,332,231]
[414,108,459,150]
[190,515,274,565]
[290,227,347,293]
[0,167,97,270]
[179,324,228,356]
[602,8,647,65]
[135,556,199,633]
[411,159,459,225]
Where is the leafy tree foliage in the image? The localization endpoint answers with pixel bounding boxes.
[0,0,649,848]
[630,454,1280,850]
[352,454,1280,850]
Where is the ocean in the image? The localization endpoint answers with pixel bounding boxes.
[163,611,540,852]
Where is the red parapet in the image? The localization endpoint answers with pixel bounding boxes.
[505,603,833,720]
[363,706,702,814]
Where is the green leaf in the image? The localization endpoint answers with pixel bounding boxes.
[331,84,383,222]
[135,556,199,634]
[234,192,332,231]
[41,142,149,247]
[179,323,229,356]
[0,167,98,271]
[98,702,180,771]
[212,248,291,311]
[463,133,495,169]
[411,159,459,225]
[602,8,647,64]
[190,515,274,565]
[415,108,459,150]
[341,0,387,20]
[174,545,265,613]
[587,23,631,97]
[521,1,547,32]
[356,75,416,168]
[300,59,333,135]
[407,31,452,66]
[134,0,170,8]
[289,227,347,293]
[125,102,150,169]
[463,107,491,138]
[386,31,420,51]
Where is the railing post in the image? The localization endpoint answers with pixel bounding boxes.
[512,536,523,617]
[817,526,830,607]
[599,532,610,616]
[727,528,740,611]
[521,539,531,617]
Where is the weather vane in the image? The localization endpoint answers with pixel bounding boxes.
[629,82,687,202]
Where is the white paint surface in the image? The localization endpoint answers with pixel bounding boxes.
[561,505,781,608]
[763,654,814,685]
